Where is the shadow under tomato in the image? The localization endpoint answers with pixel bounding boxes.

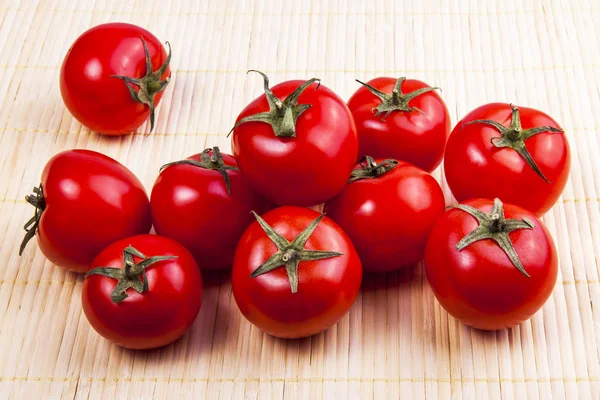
[467,322,520,341]
[470,327,501,339]
[201,269,232,288]
[90,129,151,140]
[360,262,420,292]
[257,325,328,346]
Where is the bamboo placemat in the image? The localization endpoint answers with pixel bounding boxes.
[1,0,599,399]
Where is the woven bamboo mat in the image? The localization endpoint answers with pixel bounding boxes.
[0,0,599,399]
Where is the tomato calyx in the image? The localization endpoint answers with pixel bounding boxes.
[160,146,238,195]
[455,198,535,277]
[85,246,177,303]
[249,211,342,293]
[111,36,172,133]
[229,70,321,138]
[348,156,399,183]
[19,184,46,256]
[462,104,563,183]
[355,77,440,120]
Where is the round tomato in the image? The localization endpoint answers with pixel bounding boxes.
[347,77,450,172]
[19,150,152,273]
[231,71,358,206]
[60,23,171,135]
[424,198,558,330]
[232,206,362,338]
[326,157,445,272]
[151,147,271,271]
[444,103,570,216]
[82,235,202,349]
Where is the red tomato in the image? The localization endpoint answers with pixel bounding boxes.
[19,150,152,273]
[347,77,450,172]
[82,235,202,349]
[326,157,445,272]
[231,71,358,206]
[444,103,570,216]
[60,23,171,135]
[151,147,271,271]
[232,206,362,338]
[424,198,558,330]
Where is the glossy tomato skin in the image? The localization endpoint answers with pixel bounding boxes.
[35,150,152,273]
[151,151,272,271]
[424,199,558,330]
[444,103,570,216]
[347,78,450,172]
[232,81,358,207]
[232,207,362,338]
[326,160,445,272]
[60,23,170,135]
[82,235,202,349]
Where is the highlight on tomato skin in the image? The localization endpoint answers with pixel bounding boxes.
[82,234,203,350]
[444,103,570,217]
[231,206,362,339]
[60,22,171,135]
[19,149,152,273]
[424,198,558,331]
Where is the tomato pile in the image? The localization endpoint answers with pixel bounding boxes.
[19,23,570,349]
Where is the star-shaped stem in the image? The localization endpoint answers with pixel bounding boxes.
[462,104,564,183]
[454,198,535,277]
[85,246,178,303]
[112,36,172,133]
[160,146,239,195]
[228,70,320,138]
[19,184,46,256]
[347,156,399,183]
[355,77,441,121]
[250,211,343,293]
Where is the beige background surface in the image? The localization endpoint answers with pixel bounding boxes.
[1,0,599,399]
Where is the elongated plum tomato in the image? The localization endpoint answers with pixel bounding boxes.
[19,150,152,273]
[151,147,271,271]
[424,198,558,330]
[326,157,445,272]
[232,206,362,338]
[82,235,202,349]
[231,71,358,206]
[60,23,171,135]
[444,103,570,216]
[347,77,450,172]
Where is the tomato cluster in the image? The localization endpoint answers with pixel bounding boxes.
[18,23,571,349]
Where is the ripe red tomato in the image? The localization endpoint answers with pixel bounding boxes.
[60,23,171,135]
[232,206,362,338]
[326,157,445,272]
[231,71,358,207]
[444,103,570,216]
[424,198,558,330]
[151,147,271,271]
[19,149,152,273]
[347,77,450,172]
[82,235,202,349]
